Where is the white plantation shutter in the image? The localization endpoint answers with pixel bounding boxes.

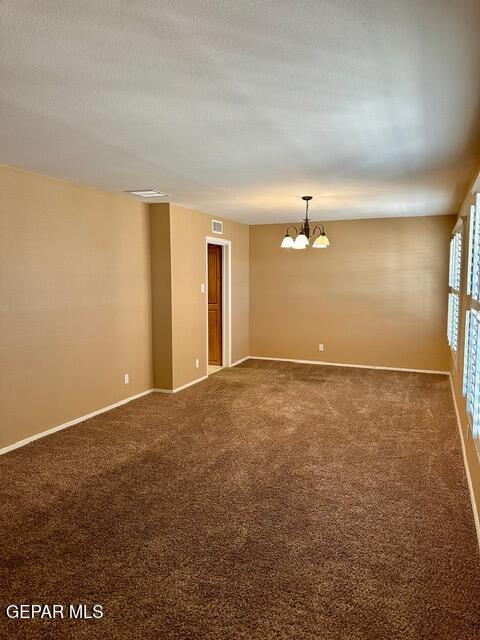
[470,195,480,300]
[463,309,471,396]
[467,205,475,295]
[447,292,460,351]
[464,310,480,437]
[447,226,462,352]
[453,294,460,351]
[447,294,453,346]
[449,238,454,288]
[454,232,462,290]
[463,192,480,438]
[466,310,478,415]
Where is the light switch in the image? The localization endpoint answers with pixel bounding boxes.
[201,283,205,293]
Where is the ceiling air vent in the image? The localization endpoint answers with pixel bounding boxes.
[212,220,223,234]
[125,189,170,198]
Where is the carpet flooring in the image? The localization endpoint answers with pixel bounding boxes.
[1,360,480,639]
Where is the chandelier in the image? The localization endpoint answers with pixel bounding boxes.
[280,196,330,249]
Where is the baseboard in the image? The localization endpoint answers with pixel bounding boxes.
[249,356,449,375]
[154,361,248,394]
[0,388,154,456]
[153,375,207,394]
[448,374,480,550]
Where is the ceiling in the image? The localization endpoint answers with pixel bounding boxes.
[1,0,480,224]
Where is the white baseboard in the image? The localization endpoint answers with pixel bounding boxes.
[230,356,250,367]
[0,388,154,456]
[154,359,249,394]
[249,356,449,375]
[153,374,207,394]
[448,374,480,551]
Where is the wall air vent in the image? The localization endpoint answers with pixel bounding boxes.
[212,220,223,234]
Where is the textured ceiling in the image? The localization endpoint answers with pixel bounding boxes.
[1,0,480,224]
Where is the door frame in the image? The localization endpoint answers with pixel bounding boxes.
[205,236,231,373]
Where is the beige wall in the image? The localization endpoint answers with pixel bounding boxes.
[0,167,249,449]
[169,204,249,389]
[0,165,153,449]
[449,167,480,524]
[150,204,173,390]
[250,215,454,371]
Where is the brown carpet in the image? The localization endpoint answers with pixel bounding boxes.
[1,360,480,639]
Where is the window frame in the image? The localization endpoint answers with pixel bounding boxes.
[462,192,480,440]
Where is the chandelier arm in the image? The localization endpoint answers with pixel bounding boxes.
[286,225,299,236]
[311,224,325,237]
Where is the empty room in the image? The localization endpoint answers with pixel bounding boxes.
[1,1,480,638]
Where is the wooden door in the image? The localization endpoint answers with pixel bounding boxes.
[208,244,222,365]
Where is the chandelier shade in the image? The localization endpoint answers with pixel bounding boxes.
[280,234,295,248]
[293,233,309,249]
[312,233,330,248]
[280,196,330,250]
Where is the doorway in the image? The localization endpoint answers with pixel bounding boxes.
[205,236,231,375]
[208,243,223,371]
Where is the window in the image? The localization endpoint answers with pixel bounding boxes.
[463,193,480,438]
[447,224,462,352]
[467,195,480,299]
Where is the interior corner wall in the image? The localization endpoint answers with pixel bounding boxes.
[149,204,173,390]
[448,169,480,525]
[0,164,153,450]
[168,204,249,389]
[249,215,454,372]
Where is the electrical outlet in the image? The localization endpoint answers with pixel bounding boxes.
[318,344,324,352]
[195,358,200,368]
[124,373,129,384]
